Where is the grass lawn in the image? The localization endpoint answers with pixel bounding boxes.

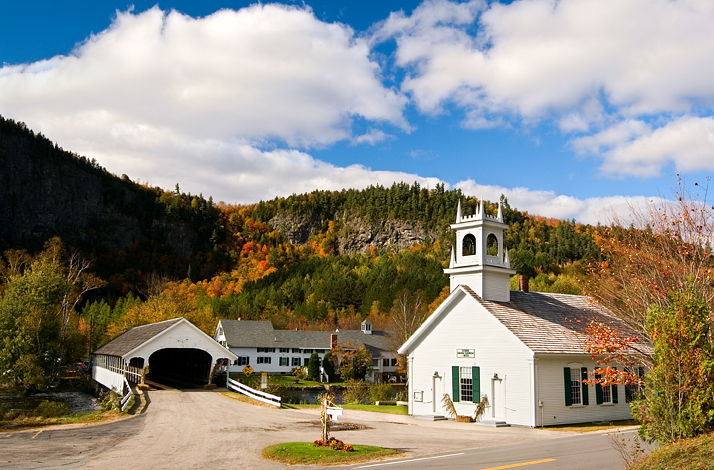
[262,442,403,465]
[543,420,639,433]
[281,403,408,415]
[631,432,714,470]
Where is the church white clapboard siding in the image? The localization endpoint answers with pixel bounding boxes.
[399,201,647,426]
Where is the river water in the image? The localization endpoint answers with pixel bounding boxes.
[0,390,99,414]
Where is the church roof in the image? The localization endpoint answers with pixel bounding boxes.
[399,285,649,356]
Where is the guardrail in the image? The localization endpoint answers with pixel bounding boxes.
[120,376,133,412]
[227,378,281,407]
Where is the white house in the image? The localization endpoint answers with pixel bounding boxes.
[214,318,399,382]
[398,202,645,426]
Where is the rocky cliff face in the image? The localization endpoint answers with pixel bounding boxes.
[0,122,197,255]
[334,216,437,254]
[269,211,437,254]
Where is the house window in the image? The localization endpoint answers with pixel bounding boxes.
[596,369,619,405]
[564,366,589,406]
[570,368,582,405]
[459,367,473,402]
[257,347,276,353]
[601,383,612,404]
[304,349,313,354]
[279,348,289,353]
[234,356,249,366]
[257,357,271,364]
[391,358,398,367]
[383,358,389,366]
[292,348,301,353]
[292,357,301,366]
[626,366,645,403]
[303,358,310,366]
[279,357,289,366]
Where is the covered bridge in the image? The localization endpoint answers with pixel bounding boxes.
[92,317,237,392]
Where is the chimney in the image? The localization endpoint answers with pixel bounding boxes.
[519,275,530,293]
[330,334,337,349]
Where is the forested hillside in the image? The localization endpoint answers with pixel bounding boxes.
[0,116,606,371]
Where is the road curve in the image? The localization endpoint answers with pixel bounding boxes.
[2,389,582,470]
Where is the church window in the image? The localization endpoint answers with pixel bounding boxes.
[486,234,499,256]
[462,234,476,256]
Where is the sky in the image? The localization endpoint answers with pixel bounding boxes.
[1,0,714,224]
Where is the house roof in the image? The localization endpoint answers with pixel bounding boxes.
[218,320,394,357]
[399,285,648,356]
[93,317,183,357]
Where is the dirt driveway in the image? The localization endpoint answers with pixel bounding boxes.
[1,389,573,470]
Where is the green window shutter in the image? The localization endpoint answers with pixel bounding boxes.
[595,372,603,405]
[564,367,572,406]
[472,366,480,403]
[581,367,589,405]
[612,368,619,404]
[452,366,460,402]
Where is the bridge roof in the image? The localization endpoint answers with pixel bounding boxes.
[93,318,184,357]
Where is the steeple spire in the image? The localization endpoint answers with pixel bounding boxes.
[497,201,503,222]
[456,200,462,223]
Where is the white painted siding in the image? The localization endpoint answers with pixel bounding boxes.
[535,355,633,426]
[93,366,125,393]
[482,271,511,302]
[227,347,329,374]
[408,292,535,426]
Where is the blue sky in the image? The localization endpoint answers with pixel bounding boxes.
[1,0,713,224]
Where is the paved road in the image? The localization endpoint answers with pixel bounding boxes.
[346,429,645,470]
[1,389,635,469]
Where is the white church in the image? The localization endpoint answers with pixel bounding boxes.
[398,201,643,426]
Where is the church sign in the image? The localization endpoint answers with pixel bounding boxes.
[456,349,475,358]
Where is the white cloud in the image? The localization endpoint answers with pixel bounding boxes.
[74,121,444,203]
[573,116,714,177]
[376,0,714,129]
[351,129,391,145]
[0,4,407,148]
[455,179,664,225]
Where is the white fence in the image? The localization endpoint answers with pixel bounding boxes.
[120,376,133,412]
[227,378,281,407]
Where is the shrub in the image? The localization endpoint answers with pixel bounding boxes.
[98,389,122,411]
[290,367,307,380]
[343,379,370,404]
[369,383,394,404]
[307,353,320,381]
[634,283,714,444]
[322,352,335,382]
[37,400,71,418]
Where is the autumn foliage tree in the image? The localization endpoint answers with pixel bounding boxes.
[0,238,105,390]
[585,179,714,442]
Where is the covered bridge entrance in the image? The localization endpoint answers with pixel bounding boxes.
[91,318,237,392]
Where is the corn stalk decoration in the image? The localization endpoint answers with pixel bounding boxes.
[319,393,336,443]
[473,394,489,421]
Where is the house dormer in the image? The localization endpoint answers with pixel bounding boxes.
[444,200,516,301]
[361,318,372,335]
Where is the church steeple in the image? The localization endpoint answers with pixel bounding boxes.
[444,200,516,301]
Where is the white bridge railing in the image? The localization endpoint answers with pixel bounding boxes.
[227,378,281,407]
[120,376,133,412]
